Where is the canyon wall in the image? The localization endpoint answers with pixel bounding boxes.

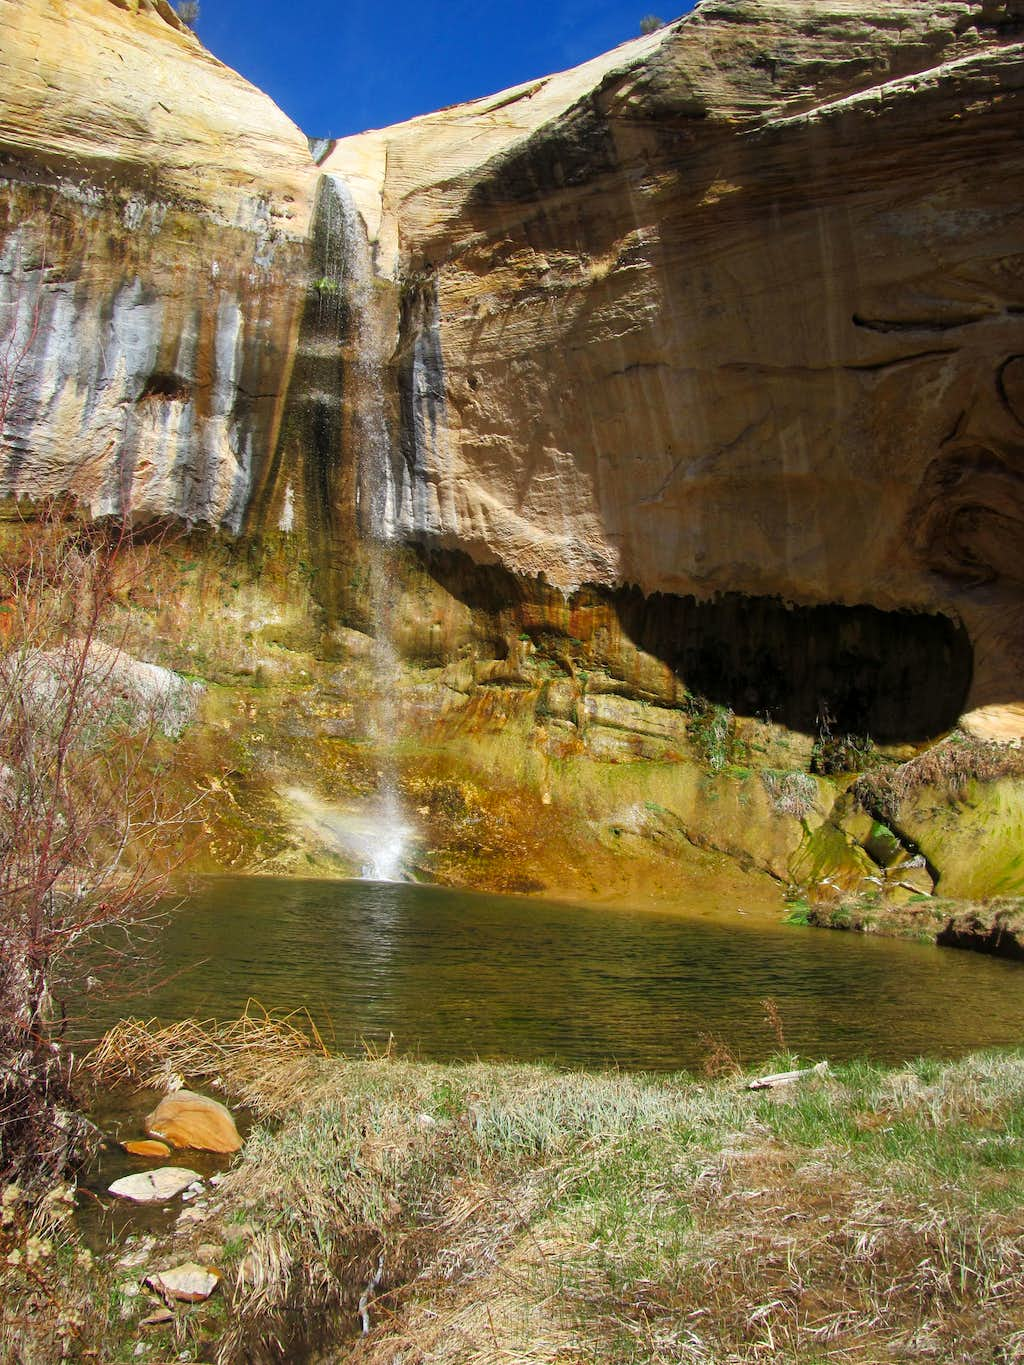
[325,0,1024,733]
[2,0,1024,903]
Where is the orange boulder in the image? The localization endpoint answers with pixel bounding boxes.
[122,1139,172,1158]
[145,1091,242,1154]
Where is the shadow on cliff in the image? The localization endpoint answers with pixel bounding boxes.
[608,585,972,744]
[415,547,972,745]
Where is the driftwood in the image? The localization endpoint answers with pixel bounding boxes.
[747,1060,830,1090]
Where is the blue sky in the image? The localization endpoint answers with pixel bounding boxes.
[195,1,695,139]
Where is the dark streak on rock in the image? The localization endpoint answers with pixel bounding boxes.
[852,312,987,333]
[996,354,1024,428]
[940,409,967,447]
[845,348,957,374]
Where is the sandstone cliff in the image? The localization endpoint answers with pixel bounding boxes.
[325,1,1024,732]
[2,0,1024,906]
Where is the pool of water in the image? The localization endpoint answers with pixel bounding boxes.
[79,876,1024,1072]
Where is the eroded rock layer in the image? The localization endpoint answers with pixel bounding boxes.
[0,0,312,528]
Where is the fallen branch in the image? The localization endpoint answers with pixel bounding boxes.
[747,1060,830,1091]
[358,1250,385,1334]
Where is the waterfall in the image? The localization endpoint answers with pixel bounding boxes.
[318,174,411,882]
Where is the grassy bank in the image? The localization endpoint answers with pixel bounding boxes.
[4,1018,1024,1362]
[805,894,1024,958]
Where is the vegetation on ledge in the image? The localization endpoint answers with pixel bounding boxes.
[3,1017,1024,1362]
[806,893,1024,958]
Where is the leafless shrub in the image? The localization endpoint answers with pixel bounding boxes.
[0,506,201,1186]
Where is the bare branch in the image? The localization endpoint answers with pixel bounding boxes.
[0,502,202,1185]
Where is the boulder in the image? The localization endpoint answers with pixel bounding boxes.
[145,1090,242,1154]
[108,1167,200,1203]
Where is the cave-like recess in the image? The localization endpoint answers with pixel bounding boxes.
[612,588,972,744]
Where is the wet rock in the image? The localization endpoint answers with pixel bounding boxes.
[108,1168,201,1203]
[117,1236,157,1270]
[122,1140,172,1159]
[146,1262,221,1303]
[145,1091,242,1153]
[0,0,312,534]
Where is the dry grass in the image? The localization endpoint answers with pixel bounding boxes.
[759,768,818,819]
[6,1024,1024,1363]
[84,1001,329,1116]
[344,1052,1024,1365]
[854,730,1024,823]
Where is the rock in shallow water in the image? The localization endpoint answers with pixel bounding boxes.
[145,1090,242,1153]
[108,1168,200,1203]
[121,1139,172,1158]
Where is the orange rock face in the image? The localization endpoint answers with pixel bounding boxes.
[2,0,1024,902]
[145,1090,242,1154]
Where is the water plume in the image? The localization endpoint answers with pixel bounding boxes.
[284,786,413,883]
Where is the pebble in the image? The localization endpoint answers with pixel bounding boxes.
[117,1236,157,1269]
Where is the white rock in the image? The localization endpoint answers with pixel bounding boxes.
[146,1262,221,1303]
[176,1207,208,1225]
[117,1235,157,1269]
[108,1168,200,1203]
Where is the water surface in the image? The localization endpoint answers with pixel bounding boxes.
[83,877,1024,1072]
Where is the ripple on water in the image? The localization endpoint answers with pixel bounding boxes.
[78,877,1024,1072]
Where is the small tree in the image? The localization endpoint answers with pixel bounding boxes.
[640,14,665,33]
[0,509,199,1185]
[175,0,200,28]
